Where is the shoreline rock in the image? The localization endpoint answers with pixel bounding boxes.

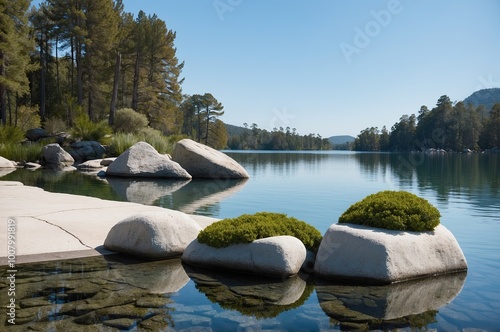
[104,211,202,259]
[314,223,467,284]
[106,141,191,179]
[182,235,306,278]
[172,139,249,179]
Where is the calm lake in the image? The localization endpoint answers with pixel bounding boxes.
[1,151,499,331]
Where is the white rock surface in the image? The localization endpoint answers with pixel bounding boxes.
[106,141,191,179]
[314,223,467,283]
[172,139,249,179]
[104,211,202,259]
[43,143,75,166]
[76,159,104,170]
[182,235,306,277]
[0,156,16,168]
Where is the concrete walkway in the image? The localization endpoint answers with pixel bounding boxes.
[0,181,217,265]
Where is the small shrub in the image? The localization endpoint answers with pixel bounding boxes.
[43,117,68,134]
[17,105,41,131]
[113,108,148,133]
[71,114,112,144]
[197,212,323,253]
[0,125,25,144]
[338,190,441,231]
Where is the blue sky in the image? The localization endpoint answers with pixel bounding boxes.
[37,0,500,137]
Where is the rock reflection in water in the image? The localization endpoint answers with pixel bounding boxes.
[316,272,467,329]
[171,178,248,215]
[0,255,185,331]
[106,176,248,216]
[186,266,313,318]
[106,177,191,205]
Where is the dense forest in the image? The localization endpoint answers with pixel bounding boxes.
[0,0,230,149]
[226,123,331,150]
[353,94,500,152]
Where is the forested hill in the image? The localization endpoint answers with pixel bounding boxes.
[224,123,331,150]
[463,88,500,110]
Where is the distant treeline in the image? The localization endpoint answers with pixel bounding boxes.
[226,123,331,150]
[353,95,500,152]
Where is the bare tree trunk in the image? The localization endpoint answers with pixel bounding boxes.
[0,53,6,126]
[131,52,140,110]
[109,52,121,126]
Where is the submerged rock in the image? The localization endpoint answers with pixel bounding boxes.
[182,235,306,277]
[106,141,191,179]
[314,223,467,284]
[172,139,249,179]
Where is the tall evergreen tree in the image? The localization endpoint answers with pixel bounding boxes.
[0,0,35,125]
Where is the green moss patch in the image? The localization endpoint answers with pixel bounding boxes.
[338,191,440,232]
[197,212,322,253]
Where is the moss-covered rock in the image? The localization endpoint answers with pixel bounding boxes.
[338,191,440,232]
[197,212,322,253]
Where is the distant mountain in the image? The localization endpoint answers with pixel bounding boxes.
[463,88,500,110]
[328,135,355,145]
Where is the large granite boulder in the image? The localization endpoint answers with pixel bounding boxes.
[106,142,191,179]
[0,156,16,168]
[314,223,467,284]
[182,235,306,277]
[42,143,75,166]
[104,211,202,259]
[70,140,106,161]
[172,139,249,179]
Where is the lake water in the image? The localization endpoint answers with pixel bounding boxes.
[1,151,499,331]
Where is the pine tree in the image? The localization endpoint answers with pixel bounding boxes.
[0,0,35,125]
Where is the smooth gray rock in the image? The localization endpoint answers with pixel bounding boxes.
[182,235,306,277]
[42,143,75,166]
[106,141,192,179]
[70,140,106,161]
[172,139,249,179]
[76,159,104,170]
[26,128,47,141]
[104,211,202,259]
[314,223,468,284]
[100,157,116,166]
[0,156,16,168]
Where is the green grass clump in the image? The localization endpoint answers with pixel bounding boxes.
[338,190,440,232]
[71,114,112,144]
[0,125,25,144]
[197,212,323,253]
[0,142,44,162]
[109,129,184,156]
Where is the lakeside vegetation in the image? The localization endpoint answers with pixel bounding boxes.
[0,0,327,156]
[352,94,500,152]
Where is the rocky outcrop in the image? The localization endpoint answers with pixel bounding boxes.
[172,139,249,179]
[104,211,202,259]
[69,141,106,161]
[42,143,75,167]
[314,223,467,284]
[76,159,105,170]
[0,156,16,168]
[106,142,191,179]
[182,235,306,277]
